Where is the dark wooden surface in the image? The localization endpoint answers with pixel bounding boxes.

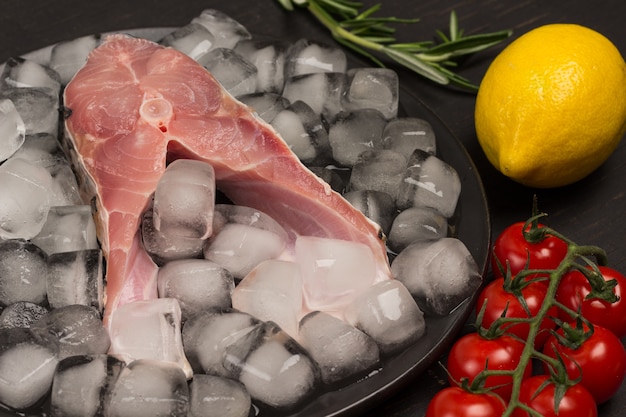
[1,1,625,415]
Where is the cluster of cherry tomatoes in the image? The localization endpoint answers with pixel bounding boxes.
[426,219,626,417]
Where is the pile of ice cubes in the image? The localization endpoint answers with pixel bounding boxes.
[0,8,482,417]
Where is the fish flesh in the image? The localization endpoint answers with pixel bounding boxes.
[63,34,391,325]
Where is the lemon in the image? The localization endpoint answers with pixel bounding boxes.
[475,23,626,188]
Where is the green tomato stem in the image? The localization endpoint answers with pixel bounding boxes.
[496,239,608,416]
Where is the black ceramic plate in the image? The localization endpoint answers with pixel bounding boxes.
[0,27,490,417]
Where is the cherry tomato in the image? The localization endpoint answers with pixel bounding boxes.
[425,386,507,417]
[477,278,557,348]
[491,221,568,281]
[512,375,597,417]
[542,323,626,404]
[556,265,626,338]
[447,332,531,401]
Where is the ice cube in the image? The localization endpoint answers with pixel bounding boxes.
[270,100,332,166]
[108,298,193,378]
[204,204,288,280]
[0,301,48,329]
[13,134,82,206]
[295,236,377,314]
[0,99,25,162]
[0,327,59,410]
[349,149,406,198]
[282,72,345,122]
[46,159,83,206]
[160,23,216,61]
[50,354,124,417]
[0,87,59,136]
[344,279,426,355]
[9,132,62,165]
[188,374,251,417]
[49,34,99,85]
[31,205,98,255]
[232,260,303,338]
[197,48,257,97]
[182,309,262,378]
[391,237,483,315]
[0,158,53,240]
[387,207,448,253]
[106,359,189,417]
[141,203,205,265]
[236,322,318,410]
[396,150,462,218]
[191,9,252,50]
[46,249,104,312]
[342,190,397,236]
[308,165,347,193]
[328,109,387,166]
[0,57,61,92]
[298,311,380,385]
[153,159,216,240]
[237,92,290,123]
[0,239,48,306]
[342,68,399,119]
[382,117,437,158]
[157,259,234,322]
[30,304,109,360]
[285,38,347,77]
[234,39,288,93]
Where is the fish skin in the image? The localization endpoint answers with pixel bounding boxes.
[63,34,391,324]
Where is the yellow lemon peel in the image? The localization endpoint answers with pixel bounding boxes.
[475,24,626,188]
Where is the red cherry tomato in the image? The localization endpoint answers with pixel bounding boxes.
[476,278,557,348]
[425,386,507,417]
[492,221,568,282]
[512,375,597,417]
[447,332,531,401]
[556,265,626,338]
[542,323,626,404]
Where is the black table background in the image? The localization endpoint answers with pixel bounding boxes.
[1,1,625,415]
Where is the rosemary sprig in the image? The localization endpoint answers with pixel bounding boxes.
[276,0,512,91]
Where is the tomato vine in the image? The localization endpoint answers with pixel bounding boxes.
[440,201,625,417]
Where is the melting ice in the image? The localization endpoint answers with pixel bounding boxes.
[396,149,461,218]
[342,68,399,119]
[0,158,52,240]
[108,298,193,378]
[30,304,110,360]
[0,99,25,162]
[382,117,437,158]
[106,359,190,417]
[391,237,482,315]
[344,280,426,355]
[328,108,387,166]
[298,311,380,385]
[232,259,303,338]
[296,235,377,314]
[153,159,216,240]
[234,39,288,94]
[50,354,124,417]
[157,259,234,323]
[343,190,396,236]
[188,374,251,417]
[349,148,406,198]
[0,328,59,410]
[204,204,288,280]
[0,239,47,306]
[46,249,104,312]
[270,100,332,166]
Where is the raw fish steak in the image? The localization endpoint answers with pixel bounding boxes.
[63,34,391,323]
